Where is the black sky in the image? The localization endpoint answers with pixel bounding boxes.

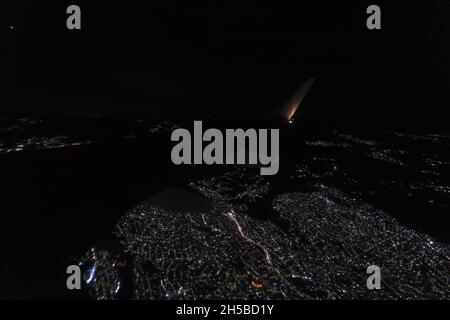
[1,1,449,130]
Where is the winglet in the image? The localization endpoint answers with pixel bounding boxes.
[277,78,316,122]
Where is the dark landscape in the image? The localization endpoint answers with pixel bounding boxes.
[0,115,448,299]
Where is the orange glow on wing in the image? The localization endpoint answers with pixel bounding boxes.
[282,78,316,121]
[251,280,264,289]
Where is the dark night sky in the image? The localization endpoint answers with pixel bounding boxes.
[1,1,449,130]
